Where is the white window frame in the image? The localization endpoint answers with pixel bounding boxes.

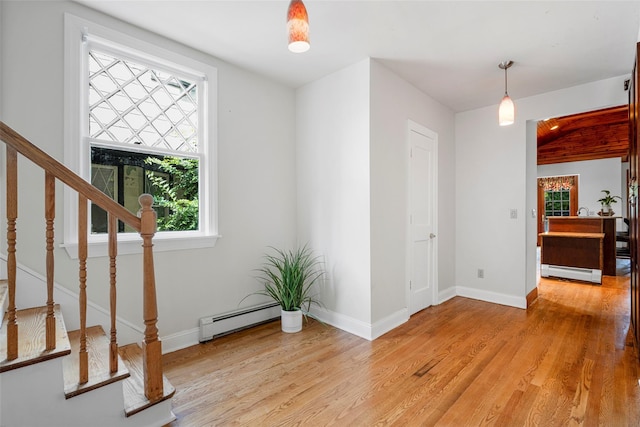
[64,14,219,258]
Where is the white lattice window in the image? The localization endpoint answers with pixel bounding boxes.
[64,14,218,258]
[88,50,199,153]
[88,48,203,234]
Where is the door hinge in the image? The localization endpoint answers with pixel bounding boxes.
[409,280,412,289]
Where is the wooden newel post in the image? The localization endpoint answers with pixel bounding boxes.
[138,194,163,401]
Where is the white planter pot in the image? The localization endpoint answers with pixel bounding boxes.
[280,309,302,333]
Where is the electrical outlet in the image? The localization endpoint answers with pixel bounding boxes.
[477,269,484,279]
[510,209,517,219]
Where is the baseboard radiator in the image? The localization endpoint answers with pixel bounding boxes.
[540,264,602,284]
[199,302,281,342]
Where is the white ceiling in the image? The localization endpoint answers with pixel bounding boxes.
[76,1,640,112]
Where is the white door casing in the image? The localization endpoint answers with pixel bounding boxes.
[407,121,438,315]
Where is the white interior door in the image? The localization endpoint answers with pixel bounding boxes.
[408,122,437,315]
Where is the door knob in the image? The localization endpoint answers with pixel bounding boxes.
[429,233,436,239]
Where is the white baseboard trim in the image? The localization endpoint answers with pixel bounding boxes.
[438,286,457,304]
[311,307,375,341]
[160,327,200,354]
[371,307,409,340]
[309,306,409,341]
[455,285,527,309]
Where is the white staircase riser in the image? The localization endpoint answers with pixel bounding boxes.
[0,358,173,427]
[1,358,125,427]
[1,359,65,426]
[1,358,66,427]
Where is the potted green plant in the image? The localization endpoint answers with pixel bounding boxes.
[597,190,622,215]
[243,245,324,333]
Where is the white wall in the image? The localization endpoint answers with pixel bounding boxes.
[296,59,372,331]
[0,2,297,340]
[457,76,629,302]
[369,60,456,322]
[538,158,624,221]
[525,120,538,299]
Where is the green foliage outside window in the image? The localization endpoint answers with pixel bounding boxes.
[145,156,199,231]
[544,189,570,217]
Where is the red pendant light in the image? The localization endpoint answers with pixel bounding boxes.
[287,0,310,53]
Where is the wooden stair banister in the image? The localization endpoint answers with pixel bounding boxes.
[1,121,165,402]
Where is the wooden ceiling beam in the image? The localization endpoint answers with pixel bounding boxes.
[537,105,629,165]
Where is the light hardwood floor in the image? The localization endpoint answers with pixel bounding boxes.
[164,269,640,426]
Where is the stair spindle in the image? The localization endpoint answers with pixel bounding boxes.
[5,145,18,360]
[45,172,56,350]
[108,213,118,373]
[78,194,88,384]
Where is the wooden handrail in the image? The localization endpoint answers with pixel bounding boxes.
[0,121,141,231]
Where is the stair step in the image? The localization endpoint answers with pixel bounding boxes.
[0,304,71,373]
[63,325,130,399]
[119,343,175,417]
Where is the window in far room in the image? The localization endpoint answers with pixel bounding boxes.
[536,175,578,245]
[544,188,571,217]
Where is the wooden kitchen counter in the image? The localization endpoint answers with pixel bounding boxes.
[539,231,604,278]
[546,216,616,276]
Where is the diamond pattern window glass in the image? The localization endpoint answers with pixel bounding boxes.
[87,48,204,234]
[91,165,117,199]
[88,49,198,153]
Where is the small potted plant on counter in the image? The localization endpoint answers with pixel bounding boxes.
[597,190,622,216]
[243,245,324,333]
